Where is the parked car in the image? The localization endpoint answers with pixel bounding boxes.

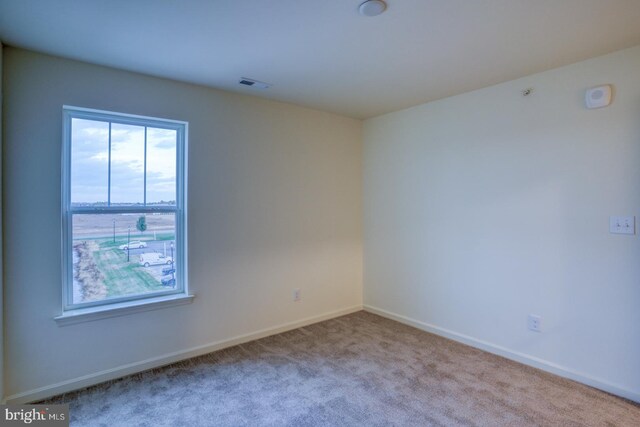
[162,265,176,275]
[139,253,173,267]
[161,275,176,287]
[119,240,147,250]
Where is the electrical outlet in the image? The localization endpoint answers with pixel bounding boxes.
[528,314,542,332]
[609,216,635,235]
[293,288,301,302]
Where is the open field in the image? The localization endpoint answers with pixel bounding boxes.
[73,212,175,239]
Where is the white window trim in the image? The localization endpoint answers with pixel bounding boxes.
[54,294,195,326]
[60,106,190,320]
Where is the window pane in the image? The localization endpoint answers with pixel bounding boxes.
[72,212,177,304]
[71,118,109,205]
[146,127,177,205]
[110,123,145,205]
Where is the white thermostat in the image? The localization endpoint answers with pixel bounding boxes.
[585,85,612,109]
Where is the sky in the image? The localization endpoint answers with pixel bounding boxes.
[71,118,177,204]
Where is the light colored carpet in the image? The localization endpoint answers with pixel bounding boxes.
[42,311,639,426]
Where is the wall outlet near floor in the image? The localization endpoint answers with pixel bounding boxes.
[528,314,542,332]
[293,288,301,302]
[609,216,635,235]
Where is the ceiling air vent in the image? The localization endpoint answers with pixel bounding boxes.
[239,77,271,89]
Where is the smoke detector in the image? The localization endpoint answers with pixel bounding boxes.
[359,0,387,17]
[238,78,271,90]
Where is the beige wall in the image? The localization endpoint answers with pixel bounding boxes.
[363,46,640,402]
[3,48,363,401]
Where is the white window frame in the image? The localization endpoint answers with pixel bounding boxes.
[60,106,189,315]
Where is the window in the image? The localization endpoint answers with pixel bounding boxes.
[62,106,188,313]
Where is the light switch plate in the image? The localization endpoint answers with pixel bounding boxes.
[609,216,635,235]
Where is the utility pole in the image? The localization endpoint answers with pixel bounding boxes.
[127,227,131,262]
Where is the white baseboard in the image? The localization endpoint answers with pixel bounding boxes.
[363,304,640,404]
[5,305,363,404]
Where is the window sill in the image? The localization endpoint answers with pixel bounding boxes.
[54,293,195,326]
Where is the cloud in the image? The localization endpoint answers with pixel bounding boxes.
[71,118,177,204]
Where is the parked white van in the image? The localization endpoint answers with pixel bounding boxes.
[139,253,173,267]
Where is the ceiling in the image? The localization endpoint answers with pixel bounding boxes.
[2,0,640,119]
